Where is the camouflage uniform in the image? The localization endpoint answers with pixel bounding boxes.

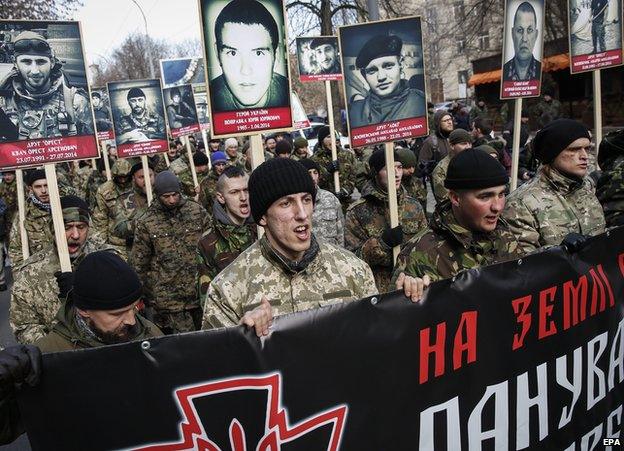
[84,169,107,210]
[197,202,257,298]
[152,153,170,173]
[345,181,427,292]
[597,155,624,227]
[402,175,428,211]
[10,236,112,344]
[8,198,52,266]
[54,164,78,197]
[354,147,374,192]
[532,98,562,129]
[227,152,246,169]
[198,169,220,212]
[310,145,356,197]
[202,235,377,330]
[313,188,345,247]
[109,184,150,257]
[92,160,133,249]
[502,166,606,255]
[431,155,451,202]
[72,165,93,200]
[0,177,17,237]
[391,199,523,283]
[130,197,210,334]
[115,110,165,141]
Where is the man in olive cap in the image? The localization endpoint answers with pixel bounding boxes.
[0,30,93,140]
[116,86,166,144]
[392,148,522,283]
[349,34,426,128]
[503,118,606,254]
[431,128,473,202]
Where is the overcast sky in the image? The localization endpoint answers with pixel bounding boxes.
[75,0,203,66]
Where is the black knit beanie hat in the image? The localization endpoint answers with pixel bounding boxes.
[193,151,209,166]
[533,119,591,164]
[317,126,331,144]
[368,149,399,174]
[249,158,316,222]
[73,251,142,310]
[26,169,46,186]
[154,170,181,195]
[445,148,509,189]
[299,158,321,173]
[598,129,624,168]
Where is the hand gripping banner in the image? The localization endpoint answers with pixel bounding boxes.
[19,227,624,450]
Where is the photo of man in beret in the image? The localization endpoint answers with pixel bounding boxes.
[348,34,425,128]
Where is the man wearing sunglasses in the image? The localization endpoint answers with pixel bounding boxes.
[0,31,93,141]
[503,119,606,254]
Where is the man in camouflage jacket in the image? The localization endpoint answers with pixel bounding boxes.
[503,119,605,254]
[345,150,427,292]
[310,125,356,207]
[197,167,256,298]
[198,151,228,211]
[596,130,624,227]
[130,171,210,334]
[431,129,473,203]
[91,159,133,248]
[202,158,429,335]
[353,146,374,192]
[299,159,345,247]
[396,147,427,211]
[8,170,53,265]
[0,171,18,236]
[10,196,114,344]
[392,148,522,284]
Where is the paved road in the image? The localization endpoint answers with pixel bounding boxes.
[0,267,32,451]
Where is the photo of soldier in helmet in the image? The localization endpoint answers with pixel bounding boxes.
[0,26,94,142]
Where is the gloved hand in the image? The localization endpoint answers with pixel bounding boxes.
[325,160,340,174]
[0,345,42,398]
[125,235,134,247]
[381,226,403,248]
[335,188,351,201]
[54,271,74,300]
[561,232,587,253]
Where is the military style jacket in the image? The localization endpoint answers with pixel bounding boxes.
[110,183,150,256]
[92,179,133,247]
[10,237,113,345]
[597,154,624,228]
[353,147,374,192]
[198,169,220,212]
[8,199,53,266]
[130,197,210,312]
[503,166,606,255]
[345,181,427,293]
[312,188,345,247]
[391,199,523,284]
[196,202,257,298]
[116,110,165,141]
[431,155,451,202]
[202,236,377,330]
[35,302,162,353]
[0,178,17,237]
[310,145,356,196]
[402,174,428,211]
[85,170,108,209]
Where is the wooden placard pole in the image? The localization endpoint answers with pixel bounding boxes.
[91,159,97,170]
[140,155,153,206]
[250,134,265,237]
[184,136,199,189]
[510,98,523,192]
[384,142,400,264]
[101,141,111,181]
[15,169,29,261]
[44,164,71,272]
[325,80,340,193]
[593,69,603,165]
[164,153,170,167]
[201,129,212,170]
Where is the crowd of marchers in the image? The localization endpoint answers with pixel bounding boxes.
[0,100,623,443]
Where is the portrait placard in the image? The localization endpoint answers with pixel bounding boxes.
[108,79,168,158]
[163,84,201,138]
[338,17,428,148]
[568,0,623,73]
[291,91,310,130]
[0,20,98,169]
[193,86,210,132]
[91,87,114,141]
[500,0,545,99]
[160,57,207,88]
[296,36,343,82]
[198,0,293,137]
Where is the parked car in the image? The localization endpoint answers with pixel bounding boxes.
[291,122,350,152]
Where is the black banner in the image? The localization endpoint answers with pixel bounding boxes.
[19,228,624,450]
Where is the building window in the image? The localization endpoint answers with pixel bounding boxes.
[456,39,465,55]
[478,32,489,50]
[453,2,465,21]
